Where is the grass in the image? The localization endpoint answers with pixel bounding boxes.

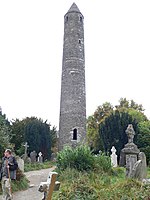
[0,169,29,195]
[52,167,150,200]
[24,161,55,172]
[0,161,55,195]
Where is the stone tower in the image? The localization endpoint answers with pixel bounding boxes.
[59,3,86,150]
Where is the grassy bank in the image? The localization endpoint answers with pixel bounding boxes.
[52,146,150,200]
[0,169,29,195]
[53,167,150,200]
[24,161,55,172]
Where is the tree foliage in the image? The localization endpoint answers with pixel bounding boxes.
[87,98,150,163]
[10,117,55,159]
[137,121,150,164]
[0,108,11,157]
[99,110,139,155]
[86,102,113,151]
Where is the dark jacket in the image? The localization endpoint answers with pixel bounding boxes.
[1,156,18,180]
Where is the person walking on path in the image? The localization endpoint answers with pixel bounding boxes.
[1,149,18,200]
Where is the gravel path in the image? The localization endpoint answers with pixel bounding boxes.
[0,166,56,200]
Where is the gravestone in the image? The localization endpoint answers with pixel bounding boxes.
[22,142,30,163]
[111,146,118,167]
[23,142,29,157]
[37,152,43,163]
[51,153,56,162]
[30,151,37,163]
[131,152,147,181]
[120,124,140,177]
[119,151,126,167]
[138,152,147,179]
[16,156,24,172]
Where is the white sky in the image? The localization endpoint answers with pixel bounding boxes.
[0,1,150,128]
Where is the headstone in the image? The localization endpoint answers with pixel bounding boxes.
[16,157,24,172]
[130,160,142,180]
[119,151,126,166]
[23,142,29,157]
[22,142,29,162]
[30,151,37,163]
[138,152,147,180]
[110,146,118,167]
[120,124,140,177]
[51,153,56,162]
[37,152,43,163]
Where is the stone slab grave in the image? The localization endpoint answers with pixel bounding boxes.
[38,171,60,200]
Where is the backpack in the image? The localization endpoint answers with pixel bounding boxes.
[9,157,18,171]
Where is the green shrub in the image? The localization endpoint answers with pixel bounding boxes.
[0,171,29,195]
[53,168,150,200]
[57,145,94,171]
[24,161,54,172]
[94,153,112,172]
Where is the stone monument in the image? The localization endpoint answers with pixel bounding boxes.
[16,156,24,172]
[24,142,29,157]
[58,3,86,150]
[30,151,37,163]
[131,152,147,181]
[21,142,31,163]
[111,146,118,167]
[120,124,140,177]
[37,152,43,163]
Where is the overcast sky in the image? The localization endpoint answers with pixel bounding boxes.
[0,0,150,128]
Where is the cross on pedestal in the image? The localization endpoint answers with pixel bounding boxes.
[23,142,29,156]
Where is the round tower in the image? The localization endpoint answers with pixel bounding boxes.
[59,3,86,150]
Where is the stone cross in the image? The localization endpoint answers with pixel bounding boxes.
[23,142,29,156]
[111,146,118,167]
[126,124,135,143]
[120,124,140,177]
[38,152,43,163]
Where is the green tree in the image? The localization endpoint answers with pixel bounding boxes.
[99,110,139,156]
[11,117,55,159]
[137,121,150,164]
[24,117,52,159]
[94,102,113,123]
[0,108,11,157]
[87,98,148,156]
[116,98,144,112]
[86,102,113,151]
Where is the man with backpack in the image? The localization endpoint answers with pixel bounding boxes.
[1,149,18,200]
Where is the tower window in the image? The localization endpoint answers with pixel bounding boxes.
[73,128,77,140]
[80,16,82,22]
[79,39,81,44]
[65,16,68,22]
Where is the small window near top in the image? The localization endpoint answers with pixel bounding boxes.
[73,128,77,140]
[80,16,82,22]
[66,16,68,22]
[79,39,81,44]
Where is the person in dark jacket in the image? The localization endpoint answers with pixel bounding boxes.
[1,149,18,200]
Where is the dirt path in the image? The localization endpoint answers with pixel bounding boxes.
[0,166,56,200]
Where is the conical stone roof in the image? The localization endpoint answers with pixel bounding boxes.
[67,3,81,14]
